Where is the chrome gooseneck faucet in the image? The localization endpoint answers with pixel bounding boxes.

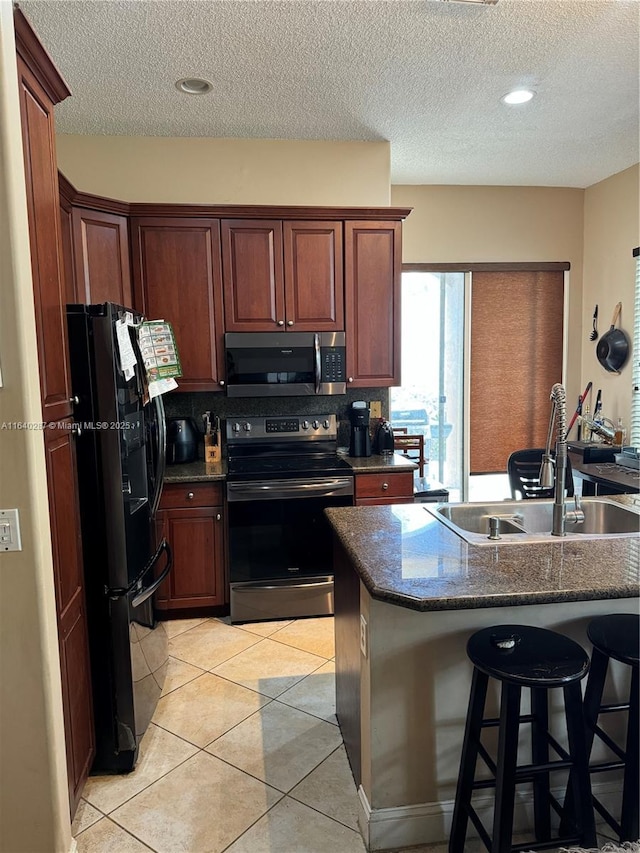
[540,383,584,536]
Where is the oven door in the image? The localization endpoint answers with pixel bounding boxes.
[227,476,353,622]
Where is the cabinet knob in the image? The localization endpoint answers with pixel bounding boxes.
[216,513,221,521]
[287,320,294,326]
[219,380,225,386]
[69,395,80,405]
[348,377,354,383]
[186,491,194,500]
[71,423,82,438]
[381,482,389,491]
[277,320,285,326]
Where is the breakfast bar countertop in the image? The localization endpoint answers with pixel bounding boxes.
[326,495,640,613]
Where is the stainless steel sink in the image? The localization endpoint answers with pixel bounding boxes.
[430,498,639,545]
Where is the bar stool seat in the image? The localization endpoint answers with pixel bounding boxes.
[450,624,596,853]
[581,614,639,842]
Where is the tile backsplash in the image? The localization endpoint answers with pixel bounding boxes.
[163,388,391,449]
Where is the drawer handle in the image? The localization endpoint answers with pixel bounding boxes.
[216,513,221,521]
[381,482,389,491]
[186,491,194,500]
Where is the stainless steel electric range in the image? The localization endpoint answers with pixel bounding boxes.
[225,414,353,623]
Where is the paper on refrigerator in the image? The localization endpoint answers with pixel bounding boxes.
[137,321,182,398]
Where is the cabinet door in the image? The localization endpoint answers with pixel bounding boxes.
[16,55,72,422]
[345,221,402,388]
[59,193,78,303]
[156,507,225,610]
[72,208,132,307]
[283,221,344,331]
[221,219,285,330]
[131,218,224,391]
[44,424,95,815]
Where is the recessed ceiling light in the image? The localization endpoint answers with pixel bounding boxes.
[175,78,213,95]
[501,89,535,105]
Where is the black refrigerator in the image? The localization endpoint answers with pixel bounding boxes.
[67,302,172,773]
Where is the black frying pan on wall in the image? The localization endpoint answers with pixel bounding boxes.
[596,302,630,373]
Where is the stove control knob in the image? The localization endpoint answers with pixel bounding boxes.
[323,419,330,429]
[301,420,310,430]
[243,422,252,432]
[232,422,241,433]
[312,420,319,429]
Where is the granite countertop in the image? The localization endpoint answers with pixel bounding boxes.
[326,495,640,613]
[342,452,418,473]
[163,459,226,482]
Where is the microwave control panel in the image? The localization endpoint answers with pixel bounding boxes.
[321,349,345,382]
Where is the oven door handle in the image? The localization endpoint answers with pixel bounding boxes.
[227,477,353,501]
[314,332,321,394]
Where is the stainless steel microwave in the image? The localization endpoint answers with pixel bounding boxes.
[225,332,346,397]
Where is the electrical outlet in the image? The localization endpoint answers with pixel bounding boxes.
[370,401,382,419]
[0,508,22,552]
[360,614,368,657]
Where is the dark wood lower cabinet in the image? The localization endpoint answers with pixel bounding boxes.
[354,471,414,505]
[156,483,226,612]
[43,424,94,814]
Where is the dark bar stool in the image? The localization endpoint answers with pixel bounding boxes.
[449,624,596,853]
[580,613,639,842]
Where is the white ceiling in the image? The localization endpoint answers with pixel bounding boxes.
[19,0,640,187]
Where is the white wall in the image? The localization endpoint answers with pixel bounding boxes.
[56,135,391,206]
[0,3,71,850]
[391,175,639,429]
[391,184,585,419]
[582,164,639,428]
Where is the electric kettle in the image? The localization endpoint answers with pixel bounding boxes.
[166,417,199,464]
[375,420,395,455]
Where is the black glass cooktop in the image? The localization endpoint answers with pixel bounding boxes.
[227,451,352,481]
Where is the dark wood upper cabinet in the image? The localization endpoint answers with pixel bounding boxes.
[221,219,285,330]
[72,208,132,307]
[283,221,343,330]
[345,221,402,388]
[222,219,344,332]
[15,16,72,423]
[59,187,78,304]
[131,218,225,391]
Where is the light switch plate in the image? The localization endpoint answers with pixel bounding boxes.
[0,508,22,552]
[370,401,382,420]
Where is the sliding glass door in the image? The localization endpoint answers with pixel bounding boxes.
[390,271,467,501]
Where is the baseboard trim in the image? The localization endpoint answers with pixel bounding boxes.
[357,780,624,852]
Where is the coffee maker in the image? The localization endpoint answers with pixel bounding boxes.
[348,401,372,457]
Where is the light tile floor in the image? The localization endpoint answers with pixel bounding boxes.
[73,615,367,853]
[72,615,624,853]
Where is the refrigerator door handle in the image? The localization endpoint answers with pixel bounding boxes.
[106,538,172,600]
[149,393,166,518]
[131,540,173,608]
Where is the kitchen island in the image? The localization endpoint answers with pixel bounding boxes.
[326,499,639,851]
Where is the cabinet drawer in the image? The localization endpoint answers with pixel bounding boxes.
[159,482,222,509]
[355,471,414,501]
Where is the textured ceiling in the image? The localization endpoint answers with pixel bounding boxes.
[19,0,640,187]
